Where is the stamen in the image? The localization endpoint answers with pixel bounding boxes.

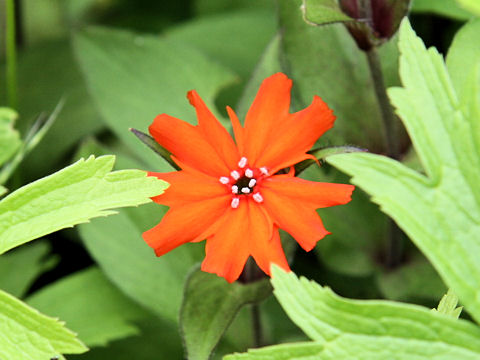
[231,197,240,209]
[248,179,256,188]
[260,167,269,176]
[219,176,230,184]
[245,169,254,178]
[230,170,240,180]
[253,193,263,203]
[231,185,239,194]
[238,157,248,168]
[241,187,251,194]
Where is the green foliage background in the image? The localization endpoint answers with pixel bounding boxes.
[0,0,479,359]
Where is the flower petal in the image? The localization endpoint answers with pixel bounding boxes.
[201,205,251,283]
[243,73,292,166]
[143,195,230,256]
[261,185,331,251]
[250,223,290,277]
[149,114,230,177]
[187,90,239,170]
[148,170,227,207]
[262,175,354,208]
[257,95,336,174]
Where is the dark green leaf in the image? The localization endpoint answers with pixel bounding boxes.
[181,268,272,360]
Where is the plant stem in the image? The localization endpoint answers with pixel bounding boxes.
[366,46,403,268]
[251,303,263,348]
[365,47,399,160]
[6,0,18,109]
[246,260,264,347]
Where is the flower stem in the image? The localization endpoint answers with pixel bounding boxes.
[365,46,403,268]
[246,260,264,347]
[6,0,18,109]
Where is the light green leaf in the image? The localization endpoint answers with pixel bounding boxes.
[181,268,272,360]
[27,267,149,347]
[0,288,87,360]
[457,0,480,15]
[78,204,203,323]
[412,0,473,20]
[433,289,463,319]
[73,26,236,170]
[278,0,401,150]
[226,267,480,359]
[0,107,21,168]
[446,19,480,110]
[0,155,167,254]
[301,0,353,25]
[328,19,480,322]
[0,241,57,298]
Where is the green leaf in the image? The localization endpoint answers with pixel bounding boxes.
[165,9,276,79]
[278,0,401,150]
[301,0,354,25]
[446,19,480,109]
[73,26,236,170]
[0,241,57,298]
[181,268,272,360]
[15,39,104,180]
[78,204,203,323]
[456,0,480,15]
[376,252,447,302]
[432,289,463,319]
[235,34,282,120]
[328,19,480,322]
[72,317,183,360]
[0,155,167,254]
[27,267,150,347]
[0,107,21,168]
[411,0,473,20]
[0,101,62,185]
[0,288,87,360]
[226,267,480,359]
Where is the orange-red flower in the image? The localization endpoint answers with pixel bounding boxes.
[143,73,354,283]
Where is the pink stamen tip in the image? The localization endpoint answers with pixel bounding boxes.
[248,179,256,188]
[245,169,254,178]
[238,157,248,168]
[231,197,240,209]
[219,176,230,184]
[260,167,269,176]
[230,170,240,180]
[231,185,239,194]
[253,193,263,203]
[241,187,251,194]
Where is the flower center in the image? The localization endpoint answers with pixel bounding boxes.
[218,157,268,208]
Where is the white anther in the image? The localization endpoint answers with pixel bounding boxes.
[253,193,264,203]
[230,170,240,180]
[238,157,248,168]
[245,168,254,178]
[248,179,256,188]
[260,167,269,176]
[241,187,251,194]
[219,176,230,184]
[231,197,240,209]
[231,185,238,194]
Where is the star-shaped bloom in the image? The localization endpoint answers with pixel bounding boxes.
[143,73,354,282]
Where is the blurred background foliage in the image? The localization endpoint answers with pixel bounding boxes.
[0,0,474,358]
